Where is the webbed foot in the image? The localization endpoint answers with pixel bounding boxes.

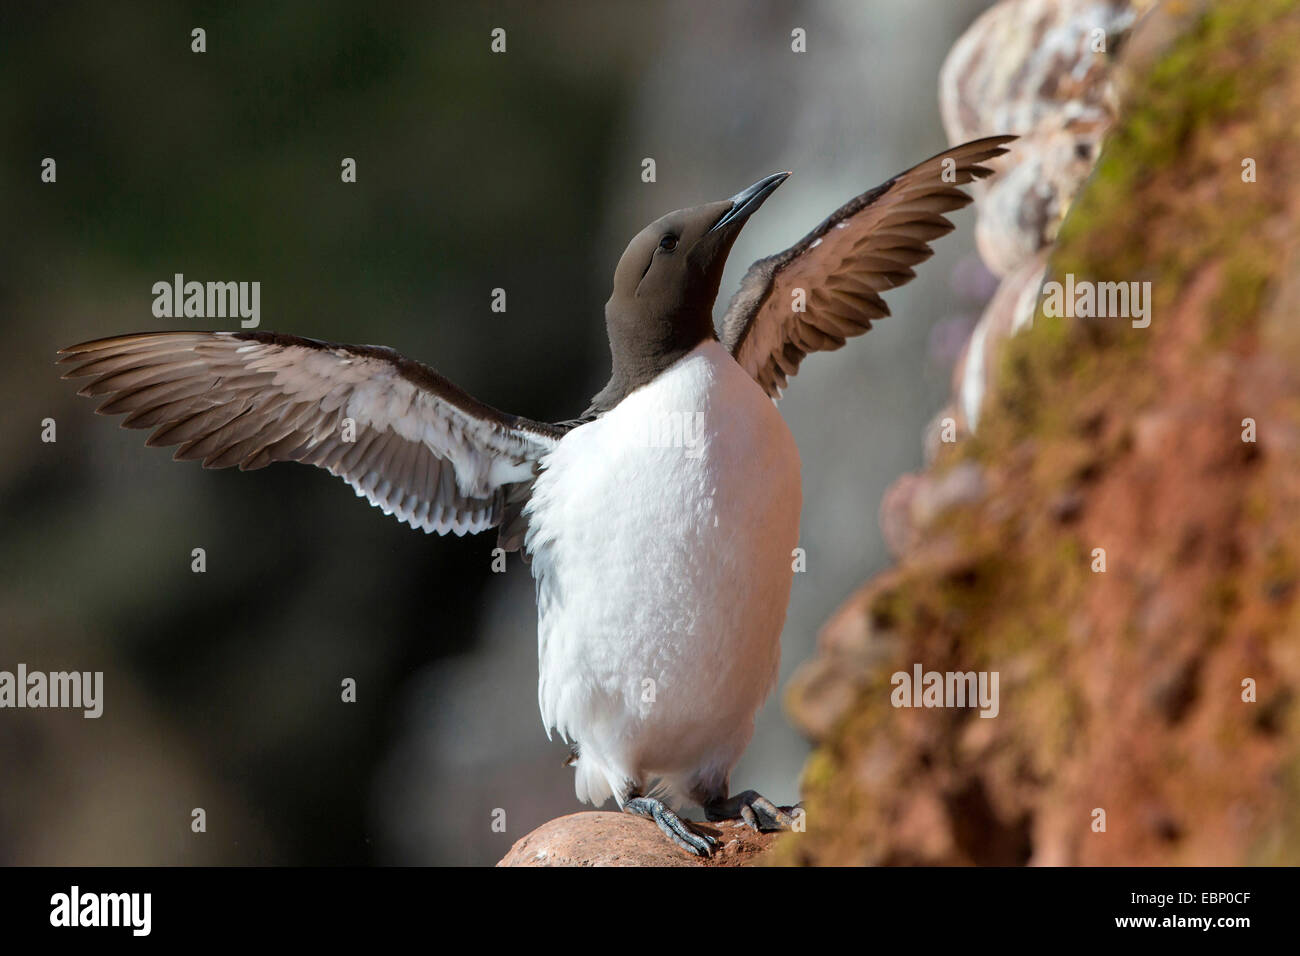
[624,795,717,857]
[704,790,800,831]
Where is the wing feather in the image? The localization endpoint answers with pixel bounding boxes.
[720,136,1015,399]
[58,330,566,538]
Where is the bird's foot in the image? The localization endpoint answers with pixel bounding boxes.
[623,796,717,857]
[704,790,801,832]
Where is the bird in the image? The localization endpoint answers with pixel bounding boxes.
[57,135,1014,856]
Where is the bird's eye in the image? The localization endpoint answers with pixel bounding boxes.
[659,235,678,252]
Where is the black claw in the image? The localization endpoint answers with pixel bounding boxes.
[750,794,796,830]
[705,789,799,832]
[624,796,715,857]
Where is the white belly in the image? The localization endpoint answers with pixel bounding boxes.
[524,339,801,808]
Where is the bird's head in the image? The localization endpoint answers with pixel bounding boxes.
[604,172,790,362]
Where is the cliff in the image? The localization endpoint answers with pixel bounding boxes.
[782,0,1300,866]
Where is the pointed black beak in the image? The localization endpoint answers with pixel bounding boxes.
[707,171,791,234]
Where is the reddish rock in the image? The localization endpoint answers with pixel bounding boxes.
[783,1,1300,867]
[497,811,781,867]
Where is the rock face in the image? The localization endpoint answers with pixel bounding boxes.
[783,0,1300,866]
[497,812,779,867]
[934,0,1154,439]
[940,0,1149,278]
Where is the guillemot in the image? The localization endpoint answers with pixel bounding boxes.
[58,135,1014,856]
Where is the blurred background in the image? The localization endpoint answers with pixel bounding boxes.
[0,0,997,865]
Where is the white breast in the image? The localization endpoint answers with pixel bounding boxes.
[524,339,801,808]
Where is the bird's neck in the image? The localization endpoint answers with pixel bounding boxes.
[585,305,716,416]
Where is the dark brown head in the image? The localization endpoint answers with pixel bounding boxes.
[586,172,789,415]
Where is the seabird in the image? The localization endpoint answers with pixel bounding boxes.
[58,135,1014,856]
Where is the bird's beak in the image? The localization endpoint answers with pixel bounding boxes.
[707,171,791,234]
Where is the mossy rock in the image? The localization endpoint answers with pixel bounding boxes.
[780,0,1300,867]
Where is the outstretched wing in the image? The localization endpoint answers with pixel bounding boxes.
[720,135,1015,399]
[57,330,567,539]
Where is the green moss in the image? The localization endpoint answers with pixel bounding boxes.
[972,0,1298,463]
[793,0,1300,865]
